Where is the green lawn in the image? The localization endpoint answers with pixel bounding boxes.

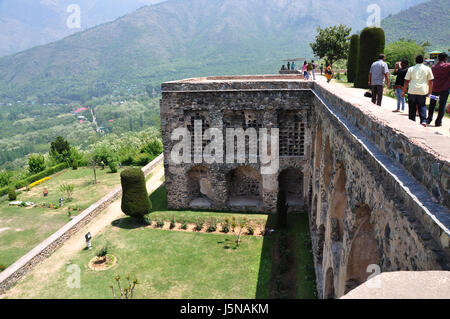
[0,166,130,268]
[3,182,317,299]
[5,220,274,299]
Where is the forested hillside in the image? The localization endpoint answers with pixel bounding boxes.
[382,0,450,49]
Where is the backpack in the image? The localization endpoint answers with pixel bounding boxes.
[307,63,313,71]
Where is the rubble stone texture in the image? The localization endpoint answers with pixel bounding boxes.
[161,75,450,299]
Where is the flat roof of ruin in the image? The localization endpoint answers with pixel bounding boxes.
[164,74,305,83]
[163,75,450,161]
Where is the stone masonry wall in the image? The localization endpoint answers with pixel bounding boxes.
[161,76,450,299]
[161,86,314,213]
[310,91,450,298]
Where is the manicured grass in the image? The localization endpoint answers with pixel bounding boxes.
[5,218,274,299]
[148,186,269,227]
[0,166,130,268]
[3,180,316,299]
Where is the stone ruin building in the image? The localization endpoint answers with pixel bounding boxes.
[160,75,450,298]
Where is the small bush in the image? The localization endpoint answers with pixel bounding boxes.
[247,224,254,236]
[194,218,204,232]
[96,244,108,258]
[109,161,118,173]
[8,188,16,201]
[169,216,176,229]
[221,218,230,233]
[181,222,188,230]
[207,224,217,233]
[0,264,6,272]
[143,214,152,226]
[59,183,75,201]
[133,153,153,166]
[72,159,78,170]
[156,220,164,228]
[0,186,10,197]
[28,154,46,175]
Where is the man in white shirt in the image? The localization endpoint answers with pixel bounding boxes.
[402,55,434,127]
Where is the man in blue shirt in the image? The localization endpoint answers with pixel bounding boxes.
[369,54,390,106]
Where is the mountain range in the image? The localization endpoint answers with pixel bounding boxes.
[382,0,450,49]
[0,0,164,57]
[0,0,429,103]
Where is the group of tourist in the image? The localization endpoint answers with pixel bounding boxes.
[369,52,450,127]
[301,60,317,80]
[281,60,329,82]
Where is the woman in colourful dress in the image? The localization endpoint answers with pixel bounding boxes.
[325,64,333,83]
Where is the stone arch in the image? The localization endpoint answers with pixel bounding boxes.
[314,125,323,170]
[317,224,325,263]
[324,267,335,299]
[329,161,347,242]
[311,194,318,230]
[323,136,333,189]
[226,166,263,207]
[344,203,380,294]
[278,168,304,207]
[187,165,214,208]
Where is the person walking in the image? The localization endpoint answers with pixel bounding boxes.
[392,59,409,113]
[368,54,390,106]
[291,61,296,70]
[311,60,317,80]
[307,61,313,80]
[320,64,324,75]
[426,52,450,127]
[302,61,309,80]
[287,62,291,70]
[325,64,333,83]
[402,55,434,127]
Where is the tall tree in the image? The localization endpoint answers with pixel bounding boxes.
[355,27,386,89]
[347,34,360,83]
[310,25,352,66]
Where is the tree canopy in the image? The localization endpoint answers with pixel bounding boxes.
[310,25,352,66]
[384,40,426,68]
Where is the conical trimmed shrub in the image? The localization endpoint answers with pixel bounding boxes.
[355,27,385,89]
[121,168,151,221]
[347,34,360,83]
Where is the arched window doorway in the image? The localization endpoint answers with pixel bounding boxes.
[187,166,214,208]
[226,166,263,207]
[278,168,304,207]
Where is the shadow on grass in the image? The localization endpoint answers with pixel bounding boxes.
[255,213,317,299]
[111,217,144,230]
[255,213,276,299]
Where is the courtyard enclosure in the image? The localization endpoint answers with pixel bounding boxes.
[161,75,450,298]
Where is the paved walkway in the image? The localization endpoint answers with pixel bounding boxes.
[315,75,450,160]
[3,163,164,298]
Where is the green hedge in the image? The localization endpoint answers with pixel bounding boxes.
[355,27,385,89]
[347,34,360,83]
[14,162,68,189]
[0,186,9,197]
[121,168,152,221]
